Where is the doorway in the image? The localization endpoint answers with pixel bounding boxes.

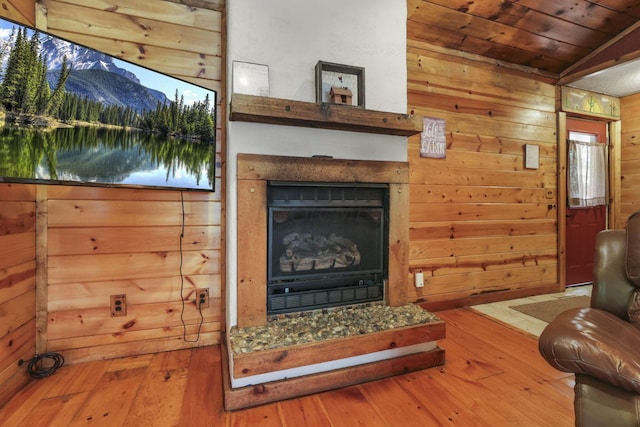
[565,118,607,286]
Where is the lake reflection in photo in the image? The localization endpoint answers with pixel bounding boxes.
[0,126,215,190]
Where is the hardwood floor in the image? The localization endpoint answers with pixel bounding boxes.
[0,308,575,426]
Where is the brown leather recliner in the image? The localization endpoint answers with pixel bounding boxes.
[539,228,640,426]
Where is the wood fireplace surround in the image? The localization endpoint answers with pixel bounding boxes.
[236,153,411,328]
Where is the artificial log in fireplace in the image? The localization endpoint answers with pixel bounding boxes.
[267,182,389,314]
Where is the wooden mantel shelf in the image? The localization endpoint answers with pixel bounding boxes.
[229,93,423,136]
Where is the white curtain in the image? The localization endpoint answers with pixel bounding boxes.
[568,140,607,208]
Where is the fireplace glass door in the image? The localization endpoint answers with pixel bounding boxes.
[267,182,389,314]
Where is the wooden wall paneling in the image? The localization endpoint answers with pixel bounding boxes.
[47,319,222,352]
[0,321,35,409]
[24,0,226,364]
[48,225,221,256]
[48,250,220,284]
[409,219,557,240]
[44,2,220,53]
[235,179,267,328]
[2,0,36,26]
[47,298,221,341]
[407,41,560,307]
[557,112,567,288]
[35,185,48,353]
[46,199,221,228]
[43,0,222,84]
[47,275,222,312]
[0,183,37,408]
[610,120,622,228]
[45,186,222,362]
[387,183,409,306]
[0,0,225,374]
[48,0,221,29]
[621,93,640,224]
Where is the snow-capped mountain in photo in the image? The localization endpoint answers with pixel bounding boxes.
[40,36,168,112]
[41,36,140,84]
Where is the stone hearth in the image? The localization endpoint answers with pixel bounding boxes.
[229,302,440,353]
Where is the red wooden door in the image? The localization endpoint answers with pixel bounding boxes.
[565,118,607,286]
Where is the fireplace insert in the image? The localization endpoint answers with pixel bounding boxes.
[267,182,389,314]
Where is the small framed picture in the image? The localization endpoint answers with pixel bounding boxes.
[315,61,365,107]
[232,61,270,97]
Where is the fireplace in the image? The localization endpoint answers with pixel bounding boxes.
[226,154,447,410]
[267,182,389,314]
[236,153,410,328]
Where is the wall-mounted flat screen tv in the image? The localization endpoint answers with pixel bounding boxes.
[0,17,216,191]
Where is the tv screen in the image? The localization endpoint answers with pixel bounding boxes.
[0,17,216,191]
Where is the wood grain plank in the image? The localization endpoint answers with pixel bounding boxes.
[388,183,409,306]
[230,94,423,136]
[0,183,36,201]
[236,179,267,328]
[47,274,222,311]
[276,395,331,427]
[67,365,147,425]
[228,402,282,427]
[357,376,441,425]
[395,371,496,426]
[320,387,385,427]
[15,392,89,427]
[43,359,110,398]
[0,291,35,340]
[0,202,36,235]
[42,29,223,82]
[48,225,221,256]
[47,322,221,353]
[410,234,557,259]
[224,345,445,411]
[53,332,220,365]
[0,318,36,374]
[180,346,228,426]
[47,249,221,284]
[45,1,221,55]
[438,309,574,425]
[0,0,35,26]
[0,233,36,268]
[46,185,218,201]
[409,219,557,240]
[122,350,192,426]
[232,321,445,378]
[237,153,409,184]
[409,250,557,278]
[0,261,35,304]
[47,200,221,227]
[47,298,221,340]
[50,0,221,30]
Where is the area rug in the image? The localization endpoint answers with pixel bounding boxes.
[509,295,591,323]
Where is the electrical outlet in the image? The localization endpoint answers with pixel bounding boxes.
[196,288,209,309]
[414,270,424,288]
[110,294,126,317]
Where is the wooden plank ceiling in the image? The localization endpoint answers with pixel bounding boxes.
[407,0,640,78]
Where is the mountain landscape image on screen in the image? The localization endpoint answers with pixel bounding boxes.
[0,17,217,191]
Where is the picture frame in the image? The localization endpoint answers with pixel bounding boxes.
[232,60,270,97]
[420,117,447,158]
[315,61,365,107]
